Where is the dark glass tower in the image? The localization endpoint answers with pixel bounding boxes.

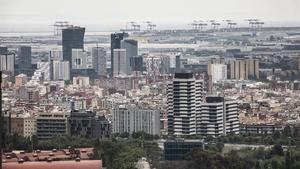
[62,26,85,70]
[15,46,32,76]
[110,32,128,76]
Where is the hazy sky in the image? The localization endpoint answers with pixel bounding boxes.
[1,0,300,30]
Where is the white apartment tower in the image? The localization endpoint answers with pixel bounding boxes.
[167,73,204,136]
[198,96,239,137]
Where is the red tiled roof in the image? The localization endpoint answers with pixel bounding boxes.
[3,160,102,169]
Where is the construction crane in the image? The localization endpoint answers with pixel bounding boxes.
[52,21,73,36]
[245,19,264,35]
[144,21,156,31]
[208,20,220,30]
[189,20,207,31]
[223,20,237,29]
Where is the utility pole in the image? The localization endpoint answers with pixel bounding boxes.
[0,71,3,169]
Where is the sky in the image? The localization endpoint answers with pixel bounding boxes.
[1,0,300,31]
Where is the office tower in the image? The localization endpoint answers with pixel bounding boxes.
[53,60,70,81]
[198,96,239,136]
[0,46,8,55]
[36,112,69,140]
[113,49,130,76]
[167,73,204,136]
[121,39,138,74]
[15,74,28,87]
[91,47,107,76]
[110,32,128,76]
[0,53,15,75]
[175,55,181,73]
[211,64,227,83]
[112,104,160,135]
[230,58,259,80]
[62,26,85,70]
[16,46,32,76]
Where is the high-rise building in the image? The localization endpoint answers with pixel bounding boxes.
[0,53,15,75]
[110,32,128,76]
[16,46,32,76]
[167,73,204,136]
[91,47,107,76]
[230,58,259,80]
[53,60,70,81]
[175,55,181,73]
[121,39,138,74]
[247,59,260,79]
[71,49,93,70]
[112,104,160,136]
[207,58,225,76]
[62,26,85,70]
[197,96,239,136]
[130,56,143,74]
[113,49,130,76]
[211,64,227,83]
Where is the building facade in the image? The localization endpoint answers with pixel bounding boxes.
[62,26,85,71]
[197,96,239,136]
[36,112,69,140]
[91,47,107,76]
[167,73,204,136]
[112,104,160,135]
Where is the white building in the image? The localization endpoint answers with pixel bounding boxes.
[112,104,160,136]
[0,53,15,74]
[211,64,227,83]
[198,96,239,136]
[53,60,70,81]
[72,49,93,70]
[167,73,204,136]
[113,49,130,77]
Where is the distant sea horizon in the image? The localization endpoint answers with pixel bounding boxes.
[1,20,300,37]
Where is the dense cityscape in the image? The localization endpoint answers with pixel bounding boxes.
[1,1,300,169]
